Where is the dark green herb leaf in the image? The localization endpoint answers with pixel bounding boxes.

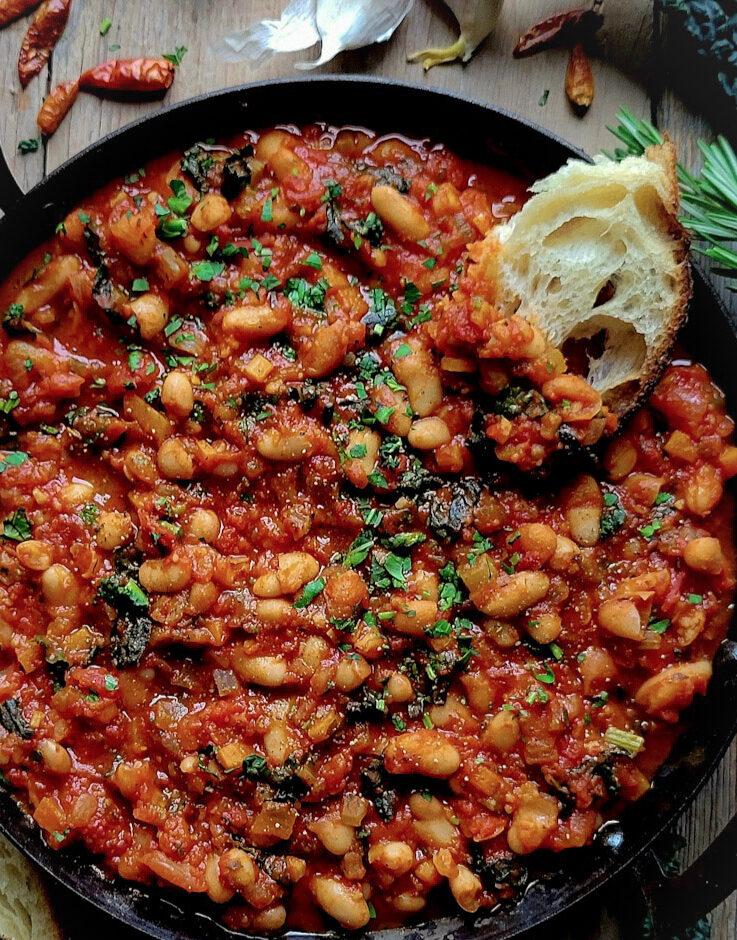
[600,491,626,539]
[0,452,28,474]
[167,179,192,216]
[191,260,225,282]
[163,45,187,66]
[294,577,326,609]
[2,508,31,542]
[0,699,32,739]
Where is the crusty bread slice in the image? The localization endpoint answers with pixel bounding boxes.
[476,141,691,416]
[0,835,62,940]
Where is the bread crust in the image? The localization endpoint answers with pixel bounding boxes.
[479,139,692,425]
[0,834,62,940]
[606,137,692,422]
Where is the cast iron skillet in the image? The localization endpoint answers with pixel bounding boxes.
[0,77,737,940]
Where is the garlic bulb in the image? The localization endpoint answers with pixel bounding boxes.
[213,0,413,69]
[213,0,320,63]
[296,0,413,70]
[408,0,503,70]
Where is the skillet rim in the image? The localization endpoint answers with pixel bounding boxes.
[0,75,735,940]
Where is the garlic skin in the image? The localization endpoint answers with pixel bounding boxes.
[296,0,414,70]
[213,0,413,68]
[213,0,320,63]
[408,0,504,70]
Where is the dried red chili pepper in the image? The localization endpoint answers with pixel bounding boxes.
[17,0,72,87]
[79,58,175,94]
[565,42,595,111]
[36,77,78,136]
[513,8,602,58]
[0,0,41,29]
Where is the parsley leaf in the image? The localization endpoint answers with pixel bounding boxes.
[163,45,188,66]
[2,508,31,542]
[191,260,225,282]
[294,577,326,609]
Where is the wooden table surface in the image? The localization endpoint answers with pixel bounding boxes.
[0,1,735,938]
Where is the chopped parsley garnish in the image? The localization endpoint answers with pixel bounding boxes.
[167,179,192,216]
[164,316,184,337]
[99,575,148,611]
[382,553,411,589]
[79,504,99,527]
[438,562,463,611]
[362,288,398,341]
[351,212,384,247]
[600,490,626,539]
[532,664,556,685]
[501,552,522,576]
[131,277,149,293]
[157,217,188,240]
[382,532,426,552]
[374,405,395,425]
[191,260,225,282]
[344,532,375,569]
[261,190,276,223]
[639,519,662,540]
[322,180,342,201]
[2,303,24,330]
[0,452,28,474]
[163,45,188,66]
[303,251,322,269]
[2,508,31,542]
[648,617,670,634]
[284,277,329,312]
[294,577,326,609]
[99,17,112,35]
[0,391,20,414]
[526,686,549,705]
[18,138,39,154]
[688,593,703,605]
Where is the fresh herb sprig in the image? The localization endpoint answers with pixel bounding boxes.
[606,107,737,276]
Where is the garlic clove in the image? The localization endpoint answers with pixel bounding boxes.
[408,0,503,70]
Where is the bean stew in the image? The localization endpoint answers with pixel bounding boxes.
[0,124,734,932]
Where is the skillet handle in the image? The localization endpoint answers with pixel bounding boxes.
[638,814,737,939]
[0,140,25,217]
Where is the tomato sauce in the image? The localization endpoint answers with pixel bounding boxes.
[0,124,733,932]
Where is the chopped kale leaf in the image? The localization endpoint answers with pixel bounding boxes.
[221,144,254,200]
[361,758,397,821]
[0,699,33,740]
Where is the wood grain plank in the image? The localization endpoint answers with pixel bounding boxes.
[653,10,737,937]
[0,11,46,201]
[3,0,655,183]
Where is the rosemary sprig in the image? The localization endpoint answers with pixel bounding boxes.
[606,107,737,275]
